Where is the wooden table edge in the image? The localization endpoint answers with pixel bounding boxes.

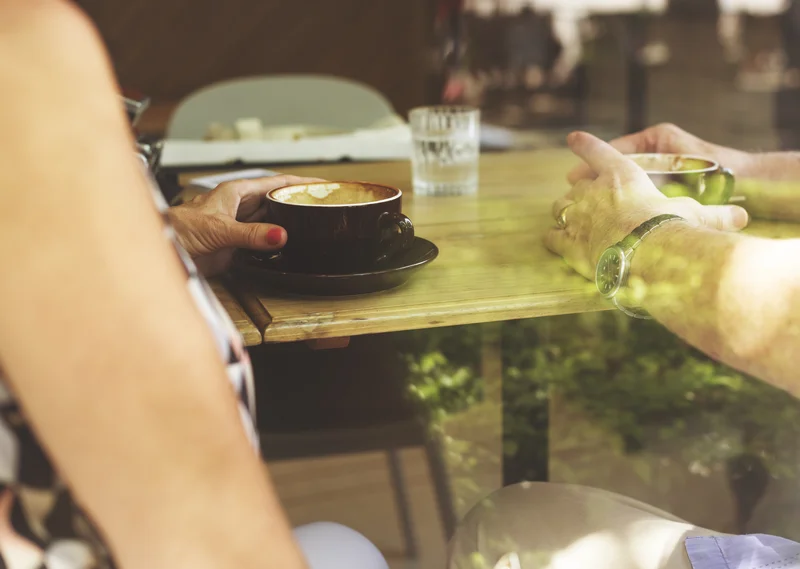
[220,276,274,340]
[208,278,264,347]
[260,296,612,343]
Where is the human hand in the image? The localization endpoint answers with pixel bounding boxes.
[567,123,756,184]
[168,174,323,276]
[546,132,750,280]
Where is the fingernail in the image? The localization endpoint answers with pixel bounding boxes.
[567,132,579,145]
[734,207,750,229]
[267,227,284,245]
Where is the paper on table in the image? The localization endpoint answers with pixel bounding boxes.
[188,169,280,191]
[162,124,412,169]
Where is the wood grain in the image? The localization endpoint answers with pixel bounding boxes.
[224,150,611,342]
[207,279,262,346]
[200,150,800,343]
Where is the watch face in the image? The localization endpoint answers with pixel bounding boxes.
[596,246,627,299]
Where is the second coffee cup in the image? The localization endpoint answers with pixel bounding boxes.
[266,181,415,273]
[628,153,736,205]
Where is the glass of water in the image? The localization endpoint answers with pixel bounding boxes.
[409,106,480,196]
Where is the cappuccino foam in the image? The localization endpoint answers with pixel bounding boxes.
[271,183,396,206]
[629,154,713,174]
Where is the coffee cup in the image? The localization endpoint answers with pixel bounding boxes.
[265,181,415,273]
[628,153,735,205]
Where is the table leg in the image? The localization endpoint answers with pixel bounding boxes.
[502,321,550,487]
[437,323,504,519]
[481,323,505,494]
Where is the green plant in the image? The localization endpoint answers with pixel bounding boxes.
[399,312,800,488]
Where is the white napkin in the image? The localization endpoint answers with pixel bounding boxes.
[187,169,279,191]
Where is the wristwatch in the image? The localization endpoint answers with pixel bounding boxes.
[595,213,685,319]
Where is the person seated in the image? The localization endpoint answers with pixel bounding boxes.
[449,124,800,569]
[0,1,387,568]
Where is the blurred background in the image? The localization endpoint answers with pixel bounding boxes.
[84,0,800,148]
[80,1,800,568]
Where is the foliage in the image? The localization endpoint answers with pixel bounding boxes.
[398,312,800,487]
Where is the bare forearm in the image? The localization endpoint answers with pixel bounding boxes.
[732,152,800,222]
[0,2,304,568]
[744,152,800,181]
[628,224,800,395]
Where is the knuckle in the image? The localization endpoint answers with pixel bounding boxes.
[204,215,231,244]
[214,181,237,196]
[608,172,624,191]
[650,123,681,150]
[707,211,725,230]
[544,230,560,252]
[242,223,262,245]
[271,175,295,187]
[656,122,680,134]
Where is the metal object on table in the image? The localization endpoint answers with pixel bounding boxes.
[135,140,164,174]
[124,95,167,189]
[123,95,150,127]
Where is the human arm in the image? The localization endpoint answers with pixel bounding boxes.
[568,123,800,222]
[0,2,305,568]
[626,222,800,394]
[547,132,800,396]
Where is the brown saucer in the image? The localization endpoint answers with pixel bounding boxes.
[232,237,438,296]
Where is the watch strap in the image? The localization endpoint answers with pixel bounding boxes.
[619,213,684,254]
[613,296,653,320]
[611,213,685,320]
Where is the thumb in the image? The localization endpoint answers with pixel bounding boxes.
[222,220,287,251]
[697,205,750,232]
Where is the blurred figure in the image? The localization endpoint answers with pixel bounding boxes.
[549,7,586,86]
[776,0,800,148]
[717,0,792,95]
[718,0,789,63]
[505,6,549,90]
[533,0,670,87]
[781,0,800,77]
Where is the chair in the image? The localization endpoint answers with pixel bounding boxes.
[166,74,398,140]
[260,421,458,559]
[248,295,456,564]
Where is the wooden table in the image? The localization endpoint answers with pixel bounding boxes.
[196,149,800,520]
[195,148,800,344]
[218,150,609,343]
[207,279,262,347]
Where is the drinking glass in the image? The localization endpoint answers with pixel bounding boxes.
[409,106,480,196]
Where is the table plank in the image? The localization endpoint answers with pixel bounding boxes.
[226,149,612,342]
[207,279,263,347]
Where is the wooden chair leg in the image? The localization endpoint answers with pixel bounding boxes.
[422,435,458,540]
[386,449,418,559]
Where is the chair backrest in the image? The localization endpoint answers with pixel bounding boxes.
[166,74,397,139]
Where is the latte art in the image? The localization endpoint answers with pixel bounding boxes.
[271,183,396,206]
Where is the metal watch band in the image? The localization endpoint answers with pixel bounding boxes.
[613,297,654,320]
[613,213,685,320]
[619,213,685,255]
